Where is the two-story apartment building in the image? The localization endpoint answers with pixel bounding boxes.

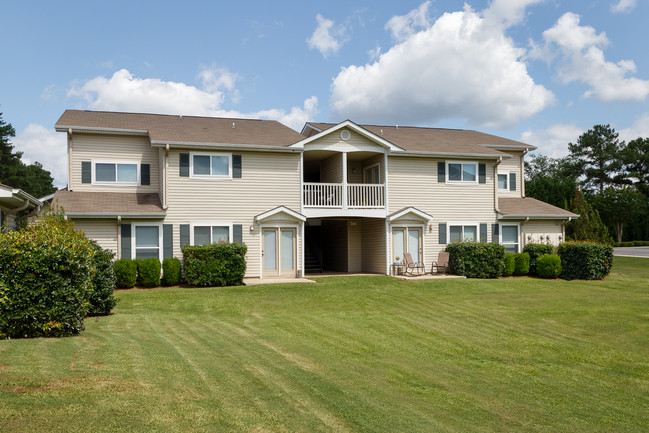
[53,110,577,279]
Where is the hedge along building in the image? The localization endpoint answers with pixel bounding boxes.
[53,110,577,280]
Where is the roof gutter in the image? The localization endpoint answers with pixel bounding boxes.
[150,141,302,153]
[498,214,578,220]
[55,125,149,135]
[390,151,512,160]
[65,212,166,219]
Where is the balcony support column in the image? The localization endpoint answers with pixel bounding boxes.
[342,152,348,210]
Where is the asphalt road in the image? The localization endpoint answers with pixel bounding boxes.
[614,247,649,258]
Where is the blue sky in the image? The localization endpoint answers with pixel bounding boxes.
[2,0,649,189]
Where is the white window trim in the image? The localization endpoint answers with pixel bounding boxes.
[363,163,381,184]
[131,222,163,261]
[92,160,141,186]
[189,152,232,179]
[446,160,478,185]
[189,222,233,245]
[499,223,521,253]
[447,222,480,243]
[497,172,510,191]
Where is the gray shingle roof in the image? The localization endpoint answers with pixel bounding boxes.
[53,191,165,216]
[306,122,535,155]
[499,197,578,218]
[56,110,306,147]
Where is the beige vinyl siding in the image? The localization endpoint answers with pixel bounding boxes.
[388,156,498,263]
[305,128,387,153]
[321,153,343,183]
[69,133,159,193]
[165,150,301,278]
[497,151,523,198]
[73,219,119,254]
[348,220,362,273]
[348,161,363,183]
[522,220,564,247]
[361,218,386,273]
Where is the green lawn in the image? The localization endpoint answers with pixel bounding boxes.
[1,257,648,432]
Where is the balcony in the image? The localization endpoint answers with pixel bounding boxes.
[303,182,386,217]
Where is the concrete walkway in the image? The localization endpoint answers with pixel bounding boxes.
[243,277,316,286]
[614,246,649,258]
[394,273,466,281]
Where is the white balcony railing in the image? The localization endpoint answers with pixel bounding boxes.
[303,182,385,209]
[347,184,385,208]
[303,183,342,207]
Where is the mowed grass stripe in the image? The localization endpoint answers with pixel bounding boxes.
[1,256,648,432]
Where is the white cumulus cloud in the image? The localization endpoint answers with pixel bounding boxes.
[520,123,583,158]
[536,12,649,102]
[385,1,432,42]
[618,112,649,142]
[330,1,554,129]
[66,68,318,131]
[307,14,347,58]
[611,0,636,13]
[13,124,68,190]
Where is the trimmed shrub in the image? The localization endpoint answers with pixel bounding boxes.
[136,258,161,288]
[87,241,117,315]
[618,241,634,247]
[523,243,554,275]
[183,242,247,286]
[558,241,614,280]
[162,257,182,286]
[503,253,516,277]
[0,211,94,338]
[537,254,562,279]
[445,242,505,279]
[513,253,530,276]
[115,259,137,288]
[633,241,649,247]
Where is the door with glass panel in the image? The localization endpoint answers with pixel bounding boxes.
[392,227,423,264]
[263,228,296,277]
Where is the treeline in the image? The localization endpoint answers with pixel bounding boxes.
[525,124,649,244]
[1,111,56,198]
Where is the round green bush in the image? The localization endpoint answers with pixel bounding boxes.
[513,253,530,276]
[87,241,117,315]
[162,257,182,286]
[183,243,247,286]
[115,259,137,288]
[445,242,505,279]
[523,243,554,275]
[503,253,516,277]
[137,258,161,288]
[536,254,562,279]
[0,211,95,338]
[558,241,613,280]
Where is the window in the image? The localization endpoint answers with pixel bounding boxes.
[364,164,380,184]
[447,161,477,183]
[497,173,509,190]
[448,224,478,242]
[132,224,162,260]
[190,152,231,178]
[191,224,232,245]
[500,224,520,253]
[93,161,139,185]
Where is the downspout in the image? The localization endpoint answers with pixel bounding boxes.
[117,215,122,259]
[68,129,73,190]
[163,144,169,210]
[521,216,529,249]
[494,157,503,213]
[521,148,529,198]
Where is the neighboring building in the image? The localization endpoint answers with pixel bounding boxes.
[0,184,43,231]
[53,110,577,279]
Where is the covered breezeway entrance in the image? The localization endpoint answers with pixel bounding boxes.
[305,217,385,274]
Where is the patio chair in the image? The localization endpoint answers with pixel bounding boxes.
[404,252,425,276]
[431,252,450,274]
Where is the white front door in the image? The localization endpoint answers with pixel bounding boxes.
[392,227,423,264]
[263,228,297,277]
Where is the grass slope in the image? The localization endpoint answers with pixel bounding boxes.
[1,257,648,432]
